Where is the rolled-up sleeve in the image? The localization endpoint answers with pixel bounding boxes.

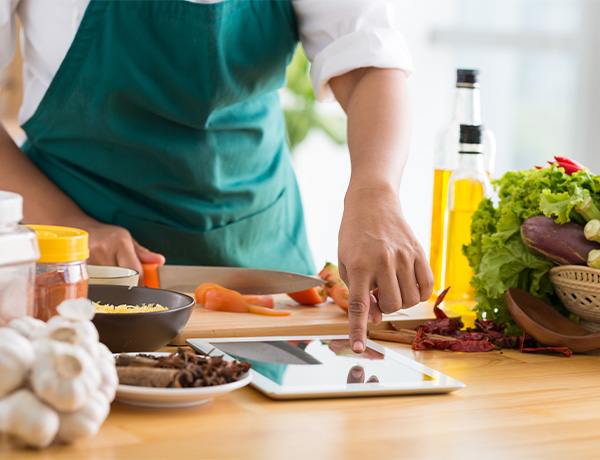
[0,0,19,73]
[293,0,413,102]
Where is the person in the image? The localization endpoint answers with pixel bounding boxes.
[0,0,433,353]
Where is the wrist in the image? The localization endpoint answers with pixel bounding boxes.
[344,180,399,204]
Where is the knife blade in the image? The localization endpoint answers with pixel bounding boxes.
[141,263,325,294]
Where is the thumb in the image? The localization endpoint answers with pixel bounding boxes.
[134,241,166,265]
[133,242,166,286]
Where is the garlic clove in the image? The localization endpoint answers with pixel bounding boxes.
[0,328,35,398]
[56,298,95,322]
[31,341,101,413]
[41,315,100,360]
[57,390,110,443]
[0,389,59,449]
[8,316,47,340]
[95,342,118,402]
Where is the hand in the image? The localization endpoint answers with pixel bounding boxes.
[81,220,165,286]
[338,187,434,353]
[346,365,379,384]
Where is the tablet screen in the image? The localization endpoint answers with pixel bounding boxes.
[187,336,464,399]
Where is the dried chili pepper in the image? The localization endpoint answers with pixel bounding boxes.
[433,286,451,318]
[411,326,494,353]
[408,287,571,355]
[519,336,573,357]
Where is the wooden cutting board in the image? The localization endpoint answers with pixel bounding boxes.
[169,295,442,345]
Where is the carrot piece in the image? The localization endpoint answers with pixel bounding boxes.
[142,263,161,289]
[194,283,223,305]
[287,285,327,306]
[248,305,292,316]
[330,281,349,312]
[242,295,275,309]
[203,287,249,313]
[196,283,289,316]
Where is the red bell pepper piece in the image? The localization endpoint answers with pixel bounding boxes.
[329,281,349,312]
[318,262,341,288]
[287,285,328,306]
[549,156,585,175]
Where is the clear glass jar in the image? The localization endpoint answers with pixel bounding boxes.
[27,225,90,321]
[0,192,40,326]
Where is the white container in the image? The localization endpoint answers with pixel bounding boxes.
[0,191,40,326]
[88,265,139,286]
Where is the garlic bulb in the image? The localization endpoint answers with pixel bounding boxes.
[0,389,59,449]
[0,298,117,448]
[8,316,47,340]
[30,340,101,412]
[0,328,35,398]
[39,315,100,359]
[57,390,110,443]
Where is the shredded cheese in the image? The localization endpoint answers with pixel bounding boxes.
[93,302,168,313]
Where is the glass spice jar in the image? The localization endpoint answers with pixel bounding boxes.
[27,225,90,321]
[0,192,40,326]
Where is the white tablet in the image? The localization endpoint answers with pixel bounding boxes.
[186,335,464,400]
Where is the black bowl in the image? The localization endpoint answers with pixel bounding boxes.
[89,285,195,353]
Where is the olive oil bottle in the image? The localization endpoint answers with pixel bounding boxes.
[429,69,495,297]
[442,125,492,318]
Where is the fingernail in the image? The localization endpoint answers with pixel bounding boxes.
[352,341,364,353]
[351,368,362,379]
[368,313,373,323]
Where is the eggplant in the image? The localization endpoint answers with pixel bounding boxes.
[520,215,600,265]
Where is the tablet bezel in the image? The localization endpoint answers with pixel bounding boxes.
[186,335,465,400]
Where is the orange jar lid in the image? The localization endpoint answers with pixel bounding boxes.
[27,225,89,263]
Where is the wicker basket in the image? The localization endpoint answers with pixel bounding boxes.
[549,265,600,332]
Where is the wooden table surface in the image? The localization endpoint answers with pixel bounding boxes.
[3,342,600,460]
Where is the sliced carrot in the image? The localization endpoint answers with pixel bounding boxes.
[203,287,249,313]
[195,283,290,315]
[287,285,327,306]
[242,295,275,309]
[248,305,292,316]
[194,283,223,305]
[330,281,349,312]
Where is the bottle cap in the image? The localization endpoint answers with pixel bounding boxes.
[459,124,483,146]
[456,69,480,87]
[0,191,24,224]
[27,225,89,263]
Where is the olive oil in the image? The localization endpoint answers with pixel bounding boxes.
[442,125,491,314]
[429,168,452,295]
[444,178,485,301]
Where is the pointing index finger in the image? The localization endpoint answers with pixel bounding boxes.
[346,278,371,353]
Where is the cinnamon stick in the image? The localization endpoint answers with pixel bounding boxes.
[116,354,160,368]
[117,367,180,388]
[368,329,454,344]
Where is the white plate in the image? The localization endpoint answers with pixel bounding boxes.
[114,353,252,408]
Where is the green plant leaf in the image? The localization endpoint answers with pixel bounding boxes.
[284,44,346,151]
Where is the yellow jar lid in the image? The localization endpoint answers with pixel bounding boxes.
[27,225,89,263]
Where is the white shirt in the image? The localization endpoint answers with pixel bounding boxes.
[0,0,413,125]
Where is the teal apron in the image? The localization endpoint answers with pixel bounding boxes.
[21,0,315,274]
